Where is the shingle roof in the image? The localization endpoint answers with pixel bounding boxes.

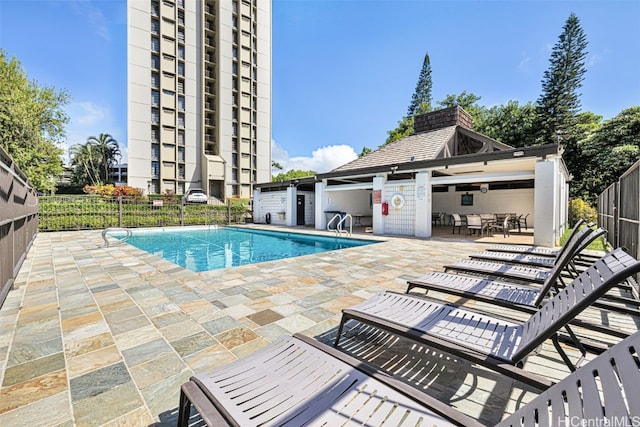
[331,126,456,173]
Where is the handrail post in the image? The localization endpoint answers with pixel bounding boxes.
[118,196,123,227]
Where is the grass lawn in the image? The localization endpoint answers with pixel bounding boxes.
[559,225,609,252]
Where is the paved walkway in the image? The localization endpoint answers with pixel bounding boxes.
[0,226,632,426]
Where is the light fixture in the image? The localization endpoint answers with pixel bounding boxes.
[390,165,398,174]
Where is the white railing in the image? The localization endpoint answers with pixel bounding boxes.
[327,213,352,237]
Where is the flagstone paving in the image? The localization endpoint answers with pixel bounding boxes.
[0,226,635,426]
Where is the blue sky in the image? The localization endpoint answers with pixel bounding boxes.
[1,1,639,173]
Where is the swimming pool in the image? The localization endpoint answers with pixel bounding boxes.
[113,226,378,272]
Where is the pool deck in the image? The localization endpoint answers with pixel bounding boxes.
[0,225,636,426]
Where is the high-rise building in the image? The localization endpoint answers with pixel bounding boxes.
[127,0,271,200]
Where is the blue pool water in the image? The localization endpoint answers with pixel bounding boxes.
[115,227,377,272]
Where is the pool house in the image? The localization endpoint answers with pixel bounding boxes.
[253,107,570,246]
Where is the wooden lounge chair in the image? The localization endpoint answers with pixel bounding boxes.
[178,328,640,426]
[468,227,605,268]
[335,249,640,390]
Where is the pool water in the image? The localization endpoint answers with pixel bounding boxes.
[115,226,377,272]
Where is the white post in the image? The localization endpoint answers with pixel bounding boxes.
[286,186,296,226]
[315,181,326,230]
[534,159,558,246]
[372,175,385,234]
[415,171,432,238]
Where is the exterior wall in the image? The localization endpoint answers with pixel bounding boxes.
[432,187,535,227]
[382,181,416,236]
[318,188,372,229]
[127,0,271,198]
[298,190,315,226]
[252,189,287,225]
[534,159,565,246]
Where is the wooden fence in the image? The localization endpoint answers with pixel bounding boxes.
[0,146,39,308]
[598,160,640,260]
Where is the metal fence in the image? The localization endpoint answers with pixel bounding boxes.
[0,145,39,308]
[598,159,640,260]
[38,195,251,231]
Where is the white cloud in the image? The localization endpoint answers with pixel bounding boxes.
[517,52,531,71]
[68,0,110,41]
[588,53,603,67]
[63,101,125,164]
[271,140,358,175]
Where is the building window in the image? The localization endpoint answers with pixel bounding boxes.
[151,161,160,178]
[232,184,239,196]
[232,62,237,75]
[232,123,237,136]
[232,77,238,90]
[178,96,185,111]
[151,108,160,124]
[178,164,185,179]
[151,0,159,16]
[178,113,185,128]
[151,144,160,160]
[178,62,184,76]
[177,11,184,26]
[177,80,184,93]
[232,169,238,181]
[151,72,160,87]
[232,16,237,29]
[177,182,184,194]
[151,36,159,52]
[178,28,184,41]
[151,54,160,69]
[178,130,185,145]
[232,1,238,13]
[232,47,237,59]
[151,90,159,106]
[151,18,159,34]
[178,146,185,162]
[232,153,238,166]
[178,45,184,59]
[151,127,159,142]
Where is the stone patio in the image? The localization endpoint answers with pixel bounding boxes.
[0,225,635,426]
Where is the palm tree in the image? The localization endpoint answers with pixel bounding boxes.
[87,133,121,183]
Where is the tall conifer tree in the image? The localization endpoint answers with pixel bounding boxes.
[407,52,433,116]
[536,13,588,144]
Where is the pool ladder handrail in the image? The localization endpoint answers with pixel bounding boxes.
[327,213,352,237]
[102,227,133,247]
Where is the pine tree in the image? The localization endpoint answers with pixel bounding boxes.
[535,12,588,145]
[407,52,433,116]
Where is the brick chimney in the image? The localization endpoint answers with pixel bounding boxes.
[413,106,473,134]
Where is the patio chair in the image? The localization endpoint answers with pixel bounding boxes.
[466,214,483,236]
[468,227,605,269]
[177,329,640,427]
[451,213,463,234]
[487,219,586,257]
[407,247,638,337]
[178,332,482,427]
[335,248,640,390]
[435,211,445,226]
[489,214,511,238]
[519,213,529,230]
[442,226,599,283]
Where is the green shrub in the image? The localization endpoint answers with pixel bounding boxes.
[569,198,597,224]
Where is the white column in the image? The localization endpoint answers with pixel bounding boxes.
[315,181,326,230]
[372,175,385,234]
[534,160,558,246]
[286,186,296,226]
[415,171,432,238]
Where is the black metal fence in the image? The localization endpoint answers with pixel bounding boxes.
[598,160,640,260]
[1,146,39,308]
[38,195,251,231]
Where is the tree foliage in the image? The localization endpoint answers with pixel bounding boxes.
[70,133,121,186]
[0,50,69,192]
[473,101,538,147]
[572,107,640,203]
[407,52,433,117]
[272,169,316,182]
[384,115,414,145]
[535,12,588,145]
